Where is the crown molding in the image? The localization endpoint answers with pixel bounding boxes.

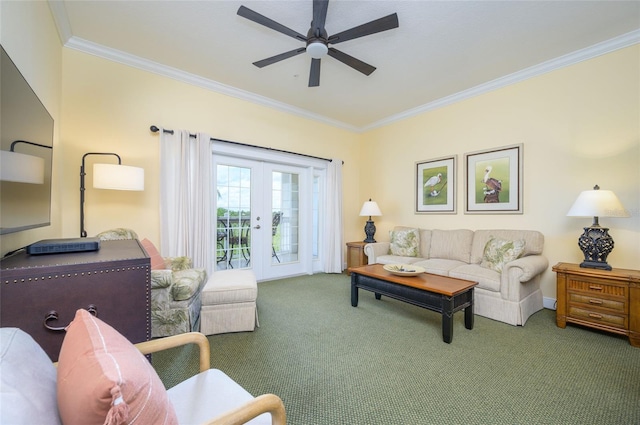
[362,29,640,132]
[47,0,72,45]
[48,0,638,134]
[63,36,359,133]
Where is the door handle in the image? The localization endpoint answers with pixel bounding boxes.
[254,225,261,229]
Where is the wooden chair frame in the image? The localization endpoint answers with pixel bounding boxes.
[136,332,286,425]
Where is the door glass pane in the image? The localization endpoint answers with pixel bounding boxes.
[272,171,299,264]
[216,164,251,270]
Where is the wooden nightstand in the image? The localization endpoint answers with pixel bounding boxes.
[553,262,640,347]
[346,241,368,275]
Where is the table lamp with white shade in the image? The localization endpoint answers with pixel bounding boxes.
[359,199,382,243]
[566,185,629,270]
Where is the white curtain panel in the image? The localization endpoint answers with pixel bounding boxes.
[323,159,344,273]
[159,129,214,274]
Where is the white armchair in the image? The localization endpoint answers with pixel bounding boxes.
[0,325,285,425]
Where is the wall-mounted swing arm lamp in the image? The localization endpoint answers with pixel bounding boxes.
[80,152,144,237]
[0,140,52,184]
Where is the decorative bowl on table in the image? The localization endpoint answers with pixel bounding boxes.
[383,264,425,277]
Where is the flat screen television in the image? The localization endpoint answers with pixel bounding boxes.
[0,45,54,235]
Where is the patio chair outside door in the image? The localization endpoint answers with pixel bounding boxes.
[214,157,310,280]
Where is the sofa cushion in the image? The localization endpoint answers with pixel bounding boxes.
[375,255,425,265]
[449,264,501,292]
[0,328,62,425]
[389,227,420,257]
[165,256,193,271]
[428,229,474,263]
[419,229,432,260]
[57,309,178,425]
[413,258,468,276]
[480,237,526,273]
[471,230,544,264]
[167,369,271,425]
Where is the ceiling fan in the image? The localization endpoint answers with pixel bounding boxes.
[237,0,399,87]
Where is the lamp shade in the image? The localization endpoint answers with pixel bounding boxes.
[567,188,629,218]
[359,201,382,217]
[93,163,144,191]
[0,150,45,184]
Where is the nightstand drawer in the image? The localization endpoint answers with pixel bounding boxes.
[568,293,626,313]
[567,278,627,297]
[569,306,627,329]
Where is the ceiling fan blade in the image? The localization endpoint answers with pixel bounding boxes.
[328,13,399,44]
[312,0,329,34]
[309,58,321,87]
[327,48,375,76]
[238,5,306,42]
[253,48,306,68]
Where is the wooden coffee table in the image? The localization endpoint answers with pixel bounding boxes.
[349,264,478,343]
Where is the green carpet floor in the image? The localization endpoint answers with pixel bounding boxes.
[153,273,640,424]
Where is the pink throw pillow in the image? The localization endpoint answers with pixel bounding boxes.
[141,238,166,270]
[57,309,178,425]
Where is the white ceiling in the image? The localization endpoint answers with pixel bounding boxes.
[49,0,640,131]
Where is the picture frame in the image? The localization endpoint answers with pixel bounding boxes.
[415,155,456,214]
[464,143,523,214]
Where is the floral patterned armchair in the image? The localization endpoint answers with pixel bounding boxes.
[96,228,208,338]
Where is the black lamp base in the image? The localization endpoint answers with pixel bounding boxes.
[577,226,614,271]
[363,219,377,243]
[579,260,612,271]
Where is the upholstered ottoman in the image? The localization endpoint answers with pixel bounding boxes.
[200,270,259,335]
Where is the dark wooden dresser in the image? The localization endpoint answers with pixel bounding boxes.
[0,239,151,360]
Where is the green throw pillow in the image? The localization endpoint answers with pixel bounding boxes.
[389,228,420,257]
[480,237,526,273]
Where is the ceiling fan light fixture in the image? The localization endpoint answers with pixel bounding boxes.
[237,2,399,86]
[306,41,328,59]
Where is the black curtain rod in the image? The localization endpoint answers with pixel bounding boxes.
[150,125,338,163]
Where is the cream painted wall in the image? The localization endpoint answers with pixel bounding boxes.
[362,45,640,302]
[2,2,638,307]
[60,49,362,247]
[0,1,62,254]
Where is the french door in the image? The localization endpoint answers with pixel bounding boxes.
[214,155,310,280]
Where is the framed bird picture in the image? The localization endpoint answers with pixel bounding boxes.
[415,155,456,214]
[464,143,523,214]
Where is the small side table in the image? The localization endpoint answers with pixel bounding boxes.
[553,262,640,347]
[346,241,368,275]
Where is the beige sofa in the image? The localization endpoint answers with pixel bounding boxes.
[363,227,548,326]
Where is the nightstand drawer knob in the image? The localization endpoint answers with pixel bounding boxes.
[589,285,603,291]
[588,313,603,319]
[588,299,603,305]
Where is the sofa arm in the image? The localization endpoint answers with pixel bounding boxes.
[502,255,549,283]
[171,268,207,301]
[150,269,173,289]
[499,255,548,302]
[364,242,390,264]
